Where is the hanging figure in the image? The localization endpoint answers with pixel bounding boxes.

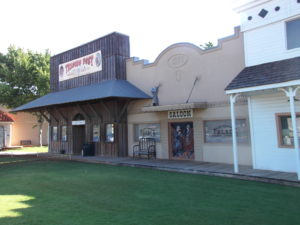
[151,83,161,106]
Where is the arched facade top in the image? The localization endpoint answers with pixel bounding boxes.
[127,26,241,68]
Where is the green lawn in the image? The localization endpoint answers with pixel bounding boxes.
[0,158,299,225]
[2,146,48,153]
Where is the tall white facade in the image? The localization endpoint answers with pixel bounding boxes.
[228,0,300,175]
[234,0,300,66]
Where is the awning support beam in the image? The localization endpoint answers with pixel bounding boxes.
[88,103,103,122]
[76,104,91,121]
[230,93,240,173]
[47,109,58,123]
[39,110,50,123]
[55,107,68,123]
[117,100,131,123]
[100,100,116,121]
[279,86,300,180]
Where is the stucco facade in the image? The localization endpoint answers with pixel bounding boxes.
[0,107,48,148]
[127,27,252,165]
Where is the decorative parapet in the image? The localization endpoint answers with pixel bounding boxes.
[127,26,241,68]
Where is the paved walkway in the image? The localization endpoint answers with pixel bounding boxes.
[1,152,299,187]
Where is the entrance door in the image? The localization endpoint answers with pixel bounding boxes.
[72,125,85,155]
[0,126,4,149]
[169,122,194,160]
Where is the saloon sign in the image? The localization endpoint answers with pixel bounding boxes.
[168,109,193,119]
[59,50,102,81]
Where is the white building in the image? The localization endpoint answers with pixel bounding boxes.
[226,0,300,178]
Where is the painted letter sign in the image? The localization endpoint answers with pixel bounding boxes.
[59,50,102,81]
[168,109,193,119]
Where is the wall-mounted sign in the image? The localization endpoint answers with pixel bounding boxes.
[168,109,193,119]
[72,120,86,126]
[59,50,102,81]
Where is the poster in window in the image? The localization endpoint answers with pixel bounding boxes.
[106,124,114,142]
[204,119,248,143]
[93,124,100,142]
[134,124,160,142]
[169,122,194,160]
[52,126,58,141]
[61,126,67,142]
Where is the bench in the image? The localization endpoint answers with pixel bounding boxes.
[133,137,156,159]
[20,140,32,146]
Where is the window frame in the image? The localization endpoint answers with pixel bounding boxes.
[275,113,300,148]
[285,17,300,50]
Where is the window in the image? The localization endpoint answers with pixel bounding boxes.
[204,119,248,144]
[134,123,160,142]
[276,113,300,147]
[93,124,100,142]
[286,18,300,50]
[61,126,67,142]
[105,124,114,142]
[52,126,58,141]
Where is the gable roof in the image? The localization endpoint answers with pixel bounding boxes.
[12,80,151,112]
[0,111,14,122]
[225,56,300,91]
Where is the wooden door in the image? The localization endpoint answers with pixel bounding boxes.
[169,122,194,160]
[0,126,4,149]
[72,125,85,155]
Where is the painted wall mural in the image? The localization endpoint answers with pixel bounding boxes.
[170,122,194,160]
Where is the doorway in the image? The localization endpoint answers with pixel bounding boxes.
[169,122,194,160]
[0,126,4,149]
[72,125,85,155]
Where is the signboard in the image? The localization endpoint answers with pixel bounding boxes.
[72,120,86,126]
[59,50,102,81]
[168,109,193,119]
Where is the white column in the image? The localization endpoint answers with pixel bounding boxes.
[280,87,300,180]
[230,94,240,173]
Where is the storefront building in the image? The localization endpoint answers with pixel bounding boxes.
[227,0,300,178]
[0,107,48,148]
[126,27,252,165]
[13,32,150,156]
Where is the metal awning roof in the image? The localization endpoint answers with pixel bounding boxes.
[12,80,151,112]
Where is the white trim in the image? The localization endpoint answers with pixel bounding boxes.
[233,0,272,13]
[247,96,256,169]
[226,80,300,95]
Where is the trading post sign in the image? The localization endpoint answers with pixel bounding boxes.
[59,50,102,81]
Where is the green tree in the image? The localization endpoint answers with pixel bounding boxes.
[0,46,50,146]
[200,41,215,49]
